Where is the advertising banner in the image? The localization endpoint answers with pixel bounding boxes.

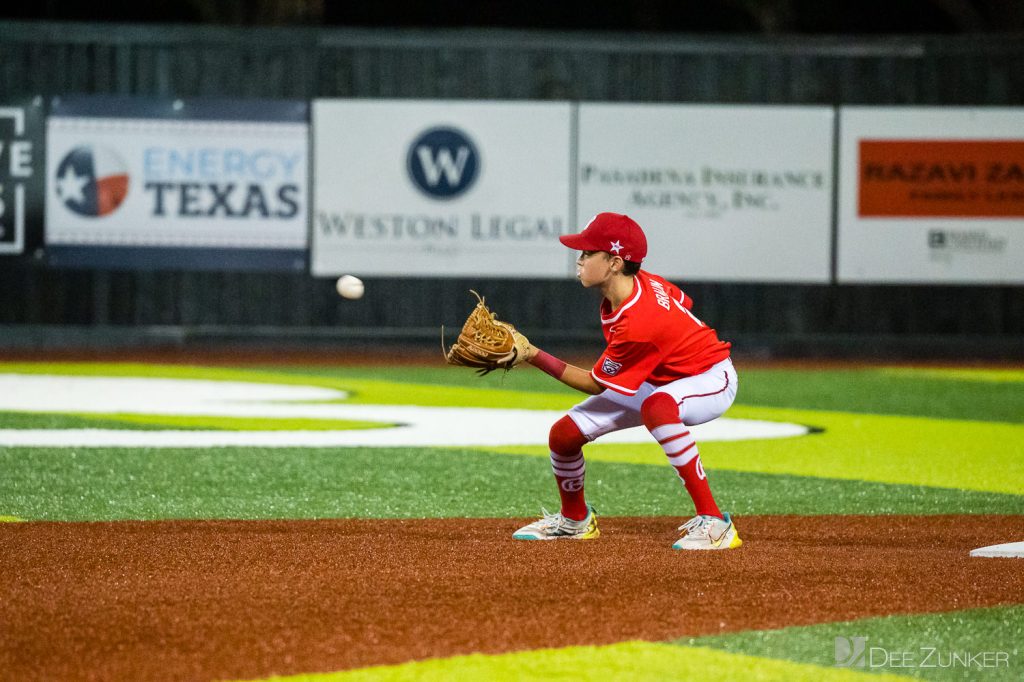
[312,99,572,277]
[45,96,308,271]
[0,98,44,255]
[838,107,1024,284]
[577,104,835,282]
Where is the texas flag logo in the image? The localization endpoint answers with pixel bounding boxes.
[55,145,130,217]
[601,357,623,376]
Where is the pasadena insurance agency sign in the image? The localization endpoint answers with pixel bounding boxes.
[577,104,835,283]
[838,107,1024,284]
[312,99,572,277]
[45,96,308,270]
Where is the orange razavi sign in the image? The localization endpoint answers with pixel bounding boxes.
[858,140,1024,217]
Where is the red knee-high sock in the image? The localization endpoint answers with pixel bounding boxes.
[548,415,589,521]
[641,392,722,519]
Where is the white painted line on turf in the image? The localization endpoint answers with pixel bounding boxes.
[0,374,347,412]
[0,416,806,448]
[970,541,1024,558]
[0,374,808,448]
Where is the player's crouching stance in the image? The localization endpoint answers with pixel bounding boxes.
[513,213,741,550]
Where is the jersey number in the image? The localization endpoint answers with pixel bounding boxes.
[674,299,706,327]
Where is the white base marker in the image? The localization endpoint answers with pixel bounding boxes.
[970,541,1024,558]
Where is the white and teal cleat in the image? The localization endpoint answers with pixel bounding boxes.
[672,512,742,550]
[513,505,600,541]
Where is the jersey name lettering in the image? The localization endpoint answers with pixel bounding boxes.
[649,279,671,311]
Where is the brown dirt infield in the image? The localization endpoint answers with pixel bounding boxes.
[2,514,1022,681]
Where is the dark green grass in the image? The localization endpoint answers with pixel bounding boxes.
[735,369,1024,425]
[0,412,173,430]
[680,605,1024,680]
[266,365,1024,424]
[2,447,1020,521]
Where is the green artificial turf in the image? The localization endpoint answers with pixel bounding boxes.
[263,365,1024,424]
[737,369,1024,425]
[0,412,173,430]
[0,411,389,431]
[2,447,1020,521]
[680,605,1024,681]
[5,361,1023,423]
[489,403,1024,495]
[2,362,1022,520]
[0,362,581,411]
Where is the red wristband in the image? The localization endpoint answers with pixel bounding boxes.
[530,350,567,379]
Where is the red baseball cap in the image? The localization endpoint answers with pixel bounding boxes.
[559,213,647,263]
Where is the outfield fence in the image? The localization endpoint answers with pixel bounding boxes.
[0,22,1022,356]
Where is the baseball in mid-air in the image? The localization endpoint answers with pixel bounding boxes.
[335,275,364,300]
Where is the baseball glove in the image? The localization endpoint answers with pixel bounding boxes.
[443,290,532,375]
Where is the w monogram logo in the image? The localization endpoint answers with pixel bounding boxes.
[407,126,479,199]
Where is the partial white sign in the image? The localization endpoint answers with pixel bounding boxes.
[838,107,1024,284]
[577,103,834,282]
[312,99,572,277]
[0,100,43,255]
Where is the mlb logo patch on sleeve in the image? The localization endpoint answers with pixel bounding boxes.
[601,358,623,376]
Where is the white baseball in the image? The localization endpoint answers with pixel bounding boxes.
[335,275,364,300]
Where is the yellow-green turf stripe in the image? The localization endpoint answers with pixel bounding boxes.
[0,363,578,411]
[68,413,391,432]
[0,516,25,522]
[486,405,1024,495]
[7,363,1022,494]
[236,641,915,682]
[877,367,1024,383]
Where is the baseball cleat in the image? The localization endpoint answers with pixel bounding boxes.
[672,512,742,550]
[512,505,600,540]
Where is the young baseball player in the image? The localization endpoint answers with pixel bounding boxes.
[513,212,741,550]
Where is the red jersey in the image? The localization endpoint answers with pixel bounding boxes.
[591,270,731,395]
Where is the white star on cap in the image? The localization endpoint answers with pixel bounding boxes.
[609,240,623,254]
